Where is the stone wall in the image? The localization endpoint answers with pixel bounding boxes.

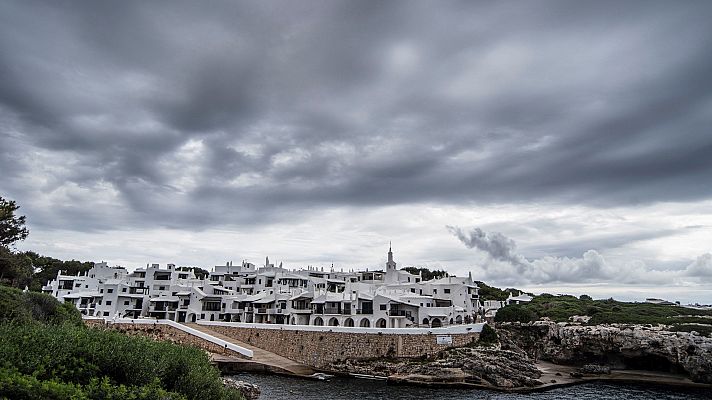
[84,319,243,357]
[207,324,479,369]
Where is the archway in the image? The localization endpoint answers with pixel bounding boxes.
[328,317,339,326]
[422,318,430,326]
[313,316,324,326]
[431,318,442,328]
[290,317,296,325]
[190,314,196,323]
[456,315,463,324]
[449,318,454,325]
[376,318,387,328]
[344,318,355,327]
[359,318,371,327]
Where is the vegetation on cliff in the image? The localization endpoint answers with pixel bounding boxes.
[494,293,712,336]
[0,285,243,400]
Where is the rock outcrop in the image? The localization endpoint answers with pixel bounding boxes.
[328,346,543,389]
[498,321,712,384]
[222,377,260,400]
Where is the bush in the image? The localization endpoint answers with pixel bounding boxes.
[478,323,499,344]
[0,368,187,400]
[494,305,537,323]
[0,324,242,400]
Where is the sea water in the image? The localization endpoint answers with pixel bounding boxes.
[231,373,711,400]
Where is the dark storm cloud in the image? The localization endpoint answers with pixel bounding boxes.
[1,0,712,231]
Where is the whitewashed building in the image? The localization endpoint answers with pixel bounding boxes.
[43,246,482,328]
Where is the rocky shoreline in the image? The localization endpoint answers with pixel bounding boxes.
[324,321,712,392]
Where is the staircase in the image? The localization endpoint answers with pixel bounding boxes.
[185,323,315,376]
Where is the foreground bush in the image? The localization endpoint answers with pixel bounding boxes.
[0,368,186,400]
[0,323,242,400]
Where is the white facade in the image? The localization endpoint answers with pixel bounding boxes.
[44,247,482,328]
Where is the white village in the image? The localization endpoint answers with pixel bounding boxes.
[42,245,530,328]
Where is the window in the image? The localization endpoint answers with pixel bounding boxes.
[100,289,103,293]
[379,304,387,310]
[106,301,112,305]
[107,289,113,294]
[433,289,437,294]
[444,289,451,294]
[124,300,130,305]
[85,285,88,288]
[122,288,127,292]
[410,288,415,293]
[103,312,109,316]
[159,286,166,291]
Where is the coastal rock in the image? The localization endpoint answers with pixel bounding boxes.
[328,346,542,389]
[498,321,712,384]
[578,364,611,375]
[222,377,261,400]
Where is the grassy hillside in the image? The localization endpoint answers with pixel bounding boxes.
[494,293,712,336]
[0,284,242,400]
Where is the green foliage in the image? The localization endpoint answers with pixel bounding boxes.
[475,281,520,301]
[493,293,712,333]
[579,294,592,301]
[493,304,537,323]
[478,323,499,345]
[0,323,242,400]
[0,285,82,326]
[0,368,187,400]
[0,196,29,247]
[177,266,209,280]
[23,252,94,292]
[401,267,448,281]
[0,247,33,288]
[669,324,712,337]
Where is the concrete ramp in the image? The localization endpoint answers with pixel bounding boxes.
[185,323,315,377]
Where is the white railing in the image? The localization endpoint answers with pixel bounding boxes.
[96,317,253,358]
[198,320,484,335]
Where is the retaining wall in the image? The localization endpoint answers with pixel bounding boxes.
[202,322,481,369]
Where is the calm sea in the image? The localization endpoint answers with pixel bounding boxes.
[232,373,712,400]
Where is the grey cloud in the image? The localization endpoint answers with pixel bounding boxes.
[1,1,712,231]
[446,226,526,266]
[449,225,712,285]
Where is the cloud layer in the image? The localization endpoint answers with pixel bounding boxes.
[1,1,712,232]
[449,226,712,286]
[1,1,711,300]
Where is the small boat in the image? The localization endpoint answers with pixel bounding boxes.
[351,373,388,381]
[310,372,334,381]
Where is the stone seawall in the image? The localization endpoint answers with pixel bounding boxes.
[206,324,479,369]
[84,319,244,357]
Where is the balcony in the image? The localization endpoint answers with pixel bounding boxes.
[387,309,411,317]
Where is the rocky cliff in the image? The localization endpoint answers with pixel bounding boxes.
[498,321,712,384]
[328,346,543,389]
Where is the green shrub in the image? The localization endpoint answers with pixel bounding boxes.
[494,305,537,323]
[0,285,81,325]
[0,368,187,400]
[0,324,242,400]
[478,323,499,345]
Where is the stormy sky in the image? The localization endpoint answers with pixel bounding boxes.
[1,1,711,302]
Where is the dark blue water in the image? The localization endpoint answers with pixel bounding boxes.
[234,373,711,399]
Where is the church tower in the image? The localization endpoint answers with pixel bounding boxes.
[386,242,396,271]
[385,242,397,283]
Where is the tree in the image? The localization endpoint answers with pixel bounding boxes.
[0,196,29,247]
